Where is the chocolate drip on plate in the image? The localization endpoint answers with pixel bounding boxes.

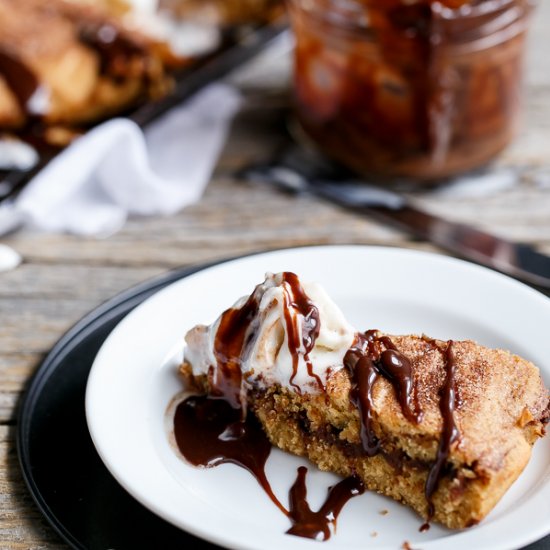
[173,395,287,515]
[173,396,365,534]
[287,466,365,541]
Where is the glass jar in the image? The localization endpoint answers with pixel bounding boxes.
[288,0,536,181]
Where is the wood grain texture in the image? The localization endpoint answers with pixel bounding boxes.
[1,3,550,547]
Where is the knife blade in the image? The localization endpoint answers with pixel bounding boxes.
[241,146,550,290]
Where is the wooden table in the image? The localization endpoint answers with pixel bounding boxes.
[2,4,550,547]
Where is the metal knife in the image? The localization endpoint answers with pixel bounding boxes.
[241,144,550,290]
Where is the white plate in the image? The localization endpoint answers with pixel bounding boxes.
[86,245,550,550]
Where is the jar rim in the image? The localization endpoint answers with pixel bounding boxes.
[288,0,535,47]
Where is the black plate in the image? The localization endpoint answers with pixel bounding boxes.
[16,258,550,550]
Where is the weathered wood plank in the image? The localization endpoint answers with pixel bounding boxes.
[0,265,165,300]
[0,353,42,424]
[0,426,67,549]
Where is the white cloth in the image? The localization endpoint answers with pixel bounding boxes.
[0,243,21,272]
[0,83,242,237]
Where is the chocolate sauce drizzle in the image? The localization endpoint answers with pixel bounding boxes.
[212,290,260,413]
[345,331,461,525]
[0,50,40,114]
[377,336,422,425]
[79,23,148,76]
[286,466,365,541]
[424,340,460,520]
[281,272,322,391]
[212,272,322,412]
[344,330,422,456]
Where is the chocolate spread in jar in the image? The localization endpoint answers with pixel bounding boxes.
[289,0,535,181]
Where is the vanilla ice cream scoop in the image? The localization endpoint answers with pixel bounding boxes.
[184,272,356,400]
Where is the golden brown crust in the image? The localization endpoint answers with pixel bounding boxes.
[180,333,549,529]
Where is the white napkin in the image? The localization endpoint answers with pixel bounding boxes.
[0,83,242,237]
[0,243,21,272]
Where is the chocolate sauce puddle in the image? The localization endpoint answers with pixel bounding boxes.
[287,466,365,541]
[173,395,365,539]
[173,394,287,515]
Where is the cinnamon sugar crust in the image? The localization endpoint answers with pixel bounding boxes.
[181,334,549,529]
